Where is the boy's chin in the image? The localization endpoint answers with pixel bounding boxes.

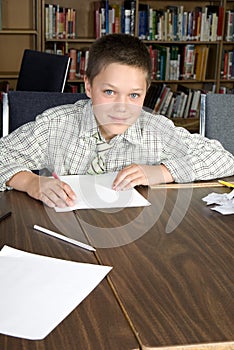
[101,124,129,139]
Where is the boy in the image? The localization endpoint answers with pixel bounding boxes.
[0,33,234,208]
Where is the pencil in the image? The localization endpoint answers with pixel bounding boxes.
[33,225,96,252]
[52,172,60,180]
[218,180,234,189]
[0,211,11,222]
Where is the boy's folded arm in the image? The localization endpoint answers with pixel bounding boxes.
[113,164,174,191]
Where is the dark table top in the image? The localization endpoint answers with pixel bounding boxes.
[0,190,139,350]
[75,185,234,349]
[1,184,233,350]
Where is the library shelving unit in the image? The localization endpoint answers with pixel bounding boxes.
[219,0,234,93]
[0,0,41,90]
[1,0,234,131]
[40,0,234,131]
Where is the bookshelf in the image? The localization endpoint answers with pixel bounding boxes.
[1,0,234,131]
[0,0,41,90]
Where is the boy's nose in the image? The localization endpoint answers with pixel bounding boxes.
[116,103,127,113]
[113,97,128,112]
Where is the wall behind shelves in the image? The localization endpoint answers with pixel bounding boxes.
[0,0,40,90]
[1,0,35,29]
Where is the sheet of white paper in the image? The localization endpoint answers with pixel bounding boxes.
[0,246,112,340]
[202,189,234,215]
[55,173,151,212]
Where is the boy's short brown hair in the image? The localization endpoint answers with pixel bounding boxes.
[85,33,152,88]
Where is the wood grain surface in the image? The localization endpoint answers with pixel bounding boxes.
[0,190,139,350]
[76,186,234,349]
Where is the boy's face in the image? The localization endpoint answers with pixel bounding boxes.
[84,63,148,141]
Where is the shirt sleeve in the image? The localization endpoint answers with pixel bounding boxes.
[0,114,49,191]
[159,119,234,183]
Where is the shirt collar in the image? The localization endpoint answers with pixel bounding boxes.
[121,116,143,144]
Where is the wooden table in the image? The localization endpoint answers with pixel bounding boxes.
[0,185,233,350]
[0,190,139,350]
[75,185,234,350]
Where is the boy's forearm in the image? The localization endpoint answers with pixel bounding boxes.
[6,171,38,192]
[157,164,174,184]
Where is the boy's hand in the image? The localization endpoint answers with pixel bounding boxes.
[112,164,174,191]
[7,172,76,208]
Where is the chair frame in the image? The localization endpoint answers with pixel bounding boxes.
[199,93,206,136]
[199,93,234,155]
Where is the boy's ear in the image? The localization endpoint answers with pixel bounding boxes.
[84,75,92,98]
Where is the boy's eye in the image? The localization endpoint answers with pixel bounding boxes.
[104,90,114,96]
[130,93,139,99]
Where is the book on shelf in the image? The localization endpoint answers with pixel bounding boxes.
[179,92,188,118]
[79,50,89,79]
[181,44,196,80]
[194,45,209,80]
[169,46,180,81]
[68,48,77,80]
[111,4,121,33]
[65,82,85,94]
[67,48,90,80]
[183,90,193,118]
[94,0,135,38]
[124,0,136,35]
[160,90,173,116]
[206,5,220,41]
[45,4,76,39]
[221,49,234,79]
[176,85,192,118]
[150,84,205,119]
[217,6,224,40]
[225,10,234,42]
[153,84,169,113]
[138,3,149,39]
[219,86,234,94]
[143,84,163,110]
[136,4,224,42]
[166,96,175,119]
[171,91,183,118]
[56,5,65,39]
[189,90,201,118]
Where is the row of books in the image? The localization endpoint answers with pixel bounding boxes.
[219,86,234,93]
[43,3,234,43]
[149,44,209,81]
[144,84,205,118]
[139,5,224,42]
[65,82,85,94]
[94,0,136,38]
[68,48,89,80]
[68,45,232,82]
[221,49,234,80]
[94,3,224,41]
[45,4,76,39]
[67,43,209,82]
[225,11,234,41]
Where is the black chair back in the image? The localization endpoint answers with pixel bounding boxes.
[16,49,71,92]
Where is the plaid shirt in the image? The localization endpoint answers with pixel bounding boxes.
[1,99,234,190]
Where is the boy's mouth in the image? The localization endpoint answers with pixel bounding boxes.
[108,115,130,123]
